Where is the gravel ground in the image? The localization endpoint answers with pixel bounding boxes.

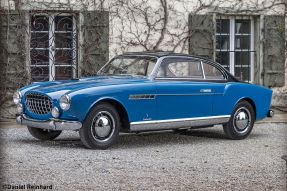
[0,123,286,191]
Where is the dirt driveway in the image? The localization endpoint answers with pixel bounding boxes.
[0,123,286,190]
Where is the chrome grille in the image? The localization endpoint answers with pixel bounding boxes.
[25,93,52,115]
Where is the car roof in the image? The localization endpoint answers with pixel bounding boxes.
[121,51,240,82]
[121,51,214,62]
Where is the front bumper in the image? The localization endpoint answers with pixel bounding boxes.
[16,114,82,131]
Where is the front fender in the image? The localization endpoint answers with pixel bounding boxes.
[60,83,156,123]
[59,84,130,122]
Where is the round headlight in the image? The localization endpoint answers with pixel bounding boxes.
[13,91,21,104]
[51,107,60,118]
[59,95,71,111]
[17,104,23,113]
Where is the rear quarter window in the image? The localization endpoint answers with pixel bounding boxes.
[202,62,225,79]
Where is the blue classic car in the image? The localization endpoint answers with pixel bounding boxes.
[14,52,274,149]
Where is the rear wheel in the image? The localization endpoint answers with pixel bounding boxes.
[27,126,62,140]
[223,100,255,140]
[79,103,121,149]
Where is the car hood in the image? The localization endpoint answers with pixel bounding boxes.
[24,76,151,97]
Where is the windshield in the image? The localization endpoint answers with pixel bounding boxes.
[98,56,157,77]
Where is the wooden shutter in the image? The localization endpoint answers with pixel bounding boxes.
[188,14,215,60]
[81,11,109,76]
[263,15,285,87]
[0,10,29,91]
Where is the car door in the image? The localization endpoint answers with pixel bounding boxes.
[154,58,215,120]
[201,61,228,116]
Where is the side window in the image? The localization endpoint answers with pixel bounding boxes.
[202,62,225,79]
[157,60,203,79]
[168,62,189,77]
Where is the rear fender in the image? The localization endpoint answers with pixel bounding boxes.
[213,83,272,120]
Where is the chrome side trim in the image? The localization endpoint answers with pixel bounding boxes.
[16,114,82,131]
[130,115,230,131]
[129,94,156,100]
[129,93,225,99]
[129,93,224,99]
[200,89,212,93]
[156,93,217,96]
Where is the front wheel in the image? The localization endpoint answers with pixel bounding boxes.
[79,103,121,149]
[27,126,62,140]
[223,101,255,140]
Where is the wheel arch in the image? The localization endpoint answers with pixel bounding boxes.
[236,97,257,120]
[87,97,130,132]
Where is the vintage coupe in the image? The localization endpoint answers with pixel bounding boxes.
[14,52,273,149]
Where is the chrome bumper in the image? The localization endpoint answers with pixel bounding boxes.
[16,114,82,131]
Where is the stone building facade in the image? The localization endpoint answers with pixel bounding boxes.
[0,0,286,118]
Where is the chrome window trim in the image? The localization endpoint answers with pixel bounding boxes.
[150,56,228,81]
[149,56,165,80]
[97,55,229,81]
[201,61,206,79]
[130,115,230,131]
[153,77,227,81]
[201,61,226,80]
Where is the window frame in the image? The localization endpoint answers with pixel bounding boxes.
[202,61,226,80]
[215,16,255,83]
[166,60,204,79]
[154,57,227,82]
[30,13,78,81]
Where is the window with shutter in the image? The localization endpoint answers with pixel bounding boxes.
[216,16,255,82]
[30,13,78,81]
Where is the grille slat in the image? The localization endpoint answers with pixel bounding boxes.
[25,93,52,115]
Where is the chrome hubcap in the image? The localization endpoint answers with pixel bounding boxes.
[91,111,115,142]
[233,107,251,134]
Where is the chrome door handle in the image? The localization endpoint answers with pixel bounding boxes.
[200,89,212,93]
